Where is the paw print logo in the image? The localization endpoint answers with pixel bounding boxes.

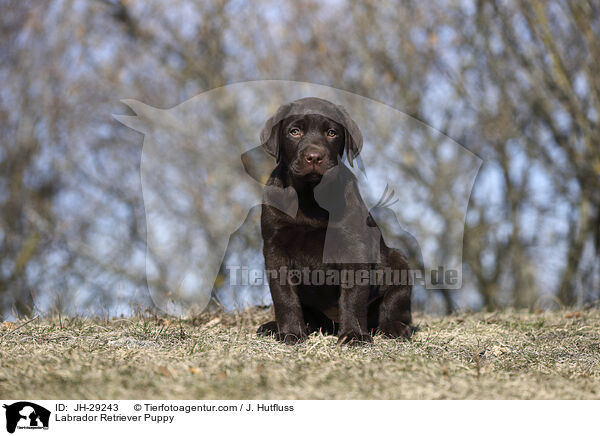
[287,270,302,286]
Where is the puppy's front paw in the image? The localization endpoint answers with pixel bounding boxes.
[379,322,412,339]
[257,321,278,337]
[337,330,373,345]
[275,330,308,345]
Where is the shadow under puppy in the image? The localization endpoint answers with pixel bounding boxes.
[255,97,412,345]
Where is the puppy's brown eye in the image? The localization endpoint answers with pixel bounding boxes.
[327,129,337,137]
[289,128,302,137]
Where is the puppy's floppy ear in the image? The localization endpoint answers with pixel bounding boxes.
[260,102,293,163]
[261,122,281,162]
[337,105,363,167]
[342,128,360,167]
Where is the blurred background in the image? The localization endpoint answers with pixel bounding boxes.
[1,0,599,319]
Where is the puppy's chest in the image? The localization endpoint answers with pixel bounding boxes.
[272,224,327,261]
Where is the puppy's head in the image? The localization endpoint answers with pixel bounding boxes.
[279,114,345,184]
[260,98,362,186]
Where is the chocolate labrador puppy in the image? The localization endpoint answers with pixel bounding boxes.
[256,97,412,345]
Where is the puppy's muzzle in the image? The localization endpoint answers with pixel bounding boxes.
[300,145,329,174]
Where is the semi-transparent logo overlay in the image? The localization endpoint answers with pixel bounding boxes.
[114,81,481,314]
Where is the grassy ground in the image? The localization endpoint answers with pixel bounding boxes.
[1,308,599,399]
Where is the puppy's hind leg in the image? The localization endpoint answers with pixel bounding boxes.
[376,248,413,339]
[377,284,412,339]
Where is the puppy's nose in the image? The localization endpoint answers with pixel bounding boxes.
[305,151,324,164]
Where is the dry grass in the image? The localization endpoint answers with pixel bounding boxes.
[1,308,599,399]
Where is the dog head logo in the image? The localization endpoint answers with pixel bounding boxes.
[114,80,481,313]
[3,402,50,434]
